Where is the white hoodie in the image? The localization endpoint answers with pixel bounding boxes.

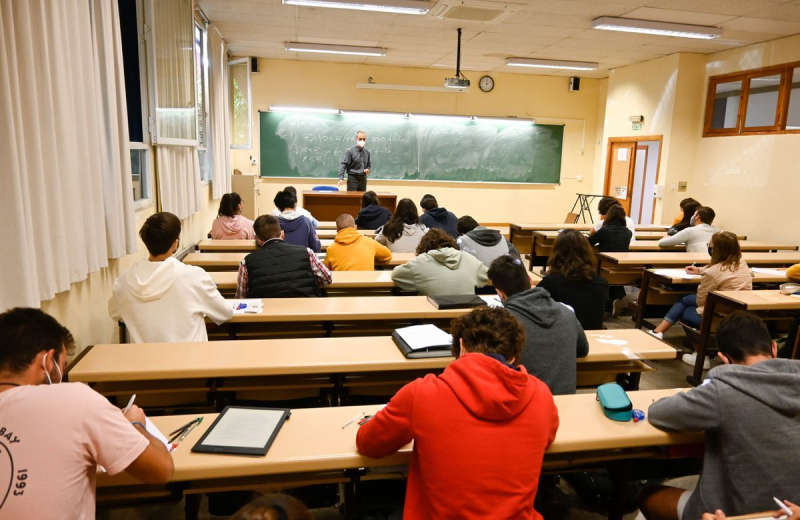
[108,257,233,343]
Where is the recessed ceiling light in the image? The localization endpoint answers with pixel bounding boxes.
[592,16,722,40]
[282,0,429,15]
[285,42,387,57]
[505,58,598,71]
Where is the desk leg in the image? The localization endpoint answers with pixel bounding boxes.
[634,270,652,330]
[529,235,536,273]
[342,469,361,520]
[185,493,202,520]
[607,460,633,520]
[688,295,717,387]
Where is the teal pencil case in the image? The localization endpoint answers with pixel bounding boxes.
[596,383,632,422]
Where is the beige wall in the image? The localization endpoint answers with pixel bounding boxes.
[600,35,800,247]
[41,184,219,357]
[234,59,605,223]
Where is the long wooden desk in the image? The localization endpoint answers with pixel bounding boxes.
[185,252,415,272]
[197,231,375,251]
[303,191,396,221]
[598,252,800,286]
[634,268,790,330]
[69,330,676,408]
[689,289,800,386]
[209,270,541,297]
[97,388,702,520]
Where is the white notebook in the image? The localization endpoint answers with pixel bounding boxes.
[395,324,452,351]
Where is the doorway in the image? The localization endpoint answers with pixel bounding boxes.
[604,136,662,225]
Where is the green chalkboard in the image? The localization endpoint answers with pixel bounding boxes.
[260,111,563,184]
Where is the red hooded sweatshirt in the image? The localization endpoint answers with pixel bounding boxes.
[356,352,559,519]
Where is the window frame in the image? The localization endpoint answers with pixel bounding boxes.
[129,0,154,210]
[228,57,252,150]
[703,60,800,137]
[195,21,211,183]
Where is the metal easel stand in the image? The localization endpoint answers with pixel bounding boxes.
[569,193,605,224]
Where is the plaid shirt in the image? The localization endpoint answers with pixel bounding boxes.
[235,241,332,298]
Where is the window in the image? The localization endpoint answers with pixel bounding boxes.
[704,61,800,137]
[118,0,153,205]
[146,0,197,144]
[229,58,251,149]
[195,23,211,181]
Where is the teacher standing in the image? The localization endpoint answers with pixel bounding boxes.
[338,130,370,191]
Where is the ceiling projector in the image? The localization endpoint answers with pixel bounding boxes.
[444,77,470,88]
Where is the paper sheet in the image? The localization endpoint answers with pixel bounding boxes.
[653,268,700,280]
[229,299,264,314]
[146,418,170,449]
[201,408,285,449]
[479,295,503,308]
[751,267,787,277]
[395,324,453,351]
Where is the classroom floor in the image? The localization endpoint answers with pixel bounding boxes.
[99,313,706,520]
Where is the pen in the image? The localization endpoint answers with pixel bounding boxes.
[169,418,199,438]
[177,417,202,442]
[774,497,794,517]
[123,394,136,414]
[341,412,364,429]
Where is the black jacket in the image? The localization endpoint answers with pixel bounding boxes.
[420,207,458,238]
[537,272,608,330]
[587,224,632,252]
[355,204,392,230]
[245,239,322,298]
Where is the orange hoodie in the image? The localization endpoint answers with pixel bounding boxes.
[324,227,392,271]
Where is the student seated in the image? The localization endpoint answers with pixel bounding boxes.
[235,215,331,298]
[457,215,520,267]
[591,196,635,238]
[391,229,488,296]
[488,256,588,395]
[537,230,609,330]
[642,311,800,520]
[109,212,233,343]
[672,197,699,227]
[788,262,800,280]
[419,194,458,238]
[270,186,319,229]
[659,205,718,252]
[274,189,321,252]
[356,307,559,519]
[355,190,391,230]
[0,308,174,519]
[588,204,632,316]
[211,192,255,240]
[667,199,701,236]
[324,214,392,271]
[648,231,753,368]
[375,198,427,253]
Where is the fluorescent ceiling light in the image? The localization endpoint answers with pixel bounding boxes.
[356,82,468,93]
[283,0,429,15]
[472,116,534,125]
[269,106,341,114]
[505,58,598,71]
[592,16,722,40]
[285,42,387,57]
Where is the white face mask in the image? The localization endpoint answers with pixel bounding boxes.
[357,139,366,148]
[43,352,62,385]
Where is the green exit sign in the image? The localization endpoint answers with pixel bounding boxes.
[632,122,643,131]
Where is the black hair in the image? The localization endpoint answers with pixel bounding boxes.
[283,186,298,197]
[140,212,181,256]
[218,193,243,218]
[696,206,716,225]
[0,308,74,375]
[273,189,298,212]
[673,201,701,232]
[420,194,438,211]
[716,311,773,362]
[230,493,313,520]
[488,256,530,297]
[361,191,380,208]
[597,196,620,216]
[457,215,480,236]
[381,198,420,242]
[603,205,627,228]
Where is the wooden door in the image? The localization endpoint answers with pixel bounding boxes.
[604,142,636,215]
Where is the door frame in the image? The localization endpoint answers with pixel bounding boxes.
[603,135,663,223]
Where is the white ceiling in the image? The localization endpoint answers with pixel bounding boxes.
[199,0,800,78]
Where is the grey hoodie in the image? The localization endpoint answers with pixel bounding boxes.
[391,247,489,297]
[504,287,589,395]
[458,227,520,267]
[649,359,800,520]
[375,223,428,253]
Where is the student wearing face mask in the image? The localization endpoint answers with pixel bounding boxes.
[337,130,371,191]
[0,308,174,519]
[658,205,719,252]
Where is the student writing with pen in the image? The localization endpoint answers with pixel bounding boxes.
[0,308,173,519]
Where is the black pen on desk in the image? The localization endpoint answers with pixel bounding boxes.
[169,418,200,441]
[177,417,202,442]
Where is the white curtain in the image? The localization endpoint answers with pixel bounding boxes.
[157,146,203,220]
[208,24,231,199]
[0,0,137,311]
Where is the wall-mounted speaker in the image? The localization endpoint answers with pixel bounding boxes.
[250,57,259,74]
[569,76,580,91]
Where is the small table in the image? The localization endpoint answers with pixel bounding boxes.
[303,191,396,221]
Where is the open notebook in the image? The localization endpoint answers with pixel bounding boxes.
[392,324,454,359]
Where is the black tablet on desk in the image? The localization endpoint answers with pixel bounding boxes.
[191,406,291,456]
